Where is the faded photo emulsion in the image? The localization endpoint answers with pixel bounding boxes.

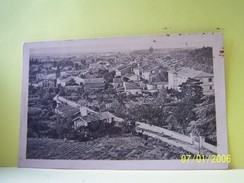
[19,33,228,169]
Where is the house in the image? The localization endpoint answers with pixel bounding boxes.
[141,65,163,81]
[100,111,124,123]
[73,107,124,129]
[73,76,84,85]
[133,63,164,82]
[105,99,120,110]
[38,80,56,88]
[31,79,55,88]
[125,74,139,81]
[146,82,167,91]
[167,67,214,95]
[36,73,45,80]
[108,64,124,73]
[57,75,105,89]
[115,63,137,77]
[133,63,150,77]
[195,72,214,95]
[73,107,100,128]
[56,76,74,87]
[82,71,99,79]
[89,63,106,71]
[54,95,124,129]
[112,78,123,89]
[115,65,132,77]
[125,100,143,109]
[83,78,105,90]
[123,82,142,95]
[46,73,56,80]
[60,71,68,77]
[55,104,80,118]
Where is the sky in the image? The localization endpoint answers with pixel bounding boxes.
[28,33,218,57]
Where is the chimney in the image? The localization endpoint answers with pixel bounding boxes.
[80,106,88,117]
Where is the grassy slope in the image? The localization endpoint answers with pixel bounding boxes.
[27,135,190,160]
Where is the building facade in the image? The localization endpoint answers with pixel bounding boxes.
[167,67,214,95]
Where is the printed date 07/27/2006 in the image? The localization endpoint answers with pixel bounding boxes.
[180,154,231,163]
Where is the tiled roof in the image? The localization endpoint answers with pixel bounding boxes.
[195,72,213,78]
[177,68,202,78]
[125,82,141,90]
[117,65,129,70]
[113,78,123,83]
[84,78,105,84]
[56,105,79,117]
[58,76,74,82]
[99,111,116,120]
[143,65,161,72]
[148,81,167,85]
[82,113,100,123]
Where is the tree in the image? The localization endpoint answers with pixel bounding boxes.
[74,63,79,70]
[170,98,196,134]
[66,78,77,86]
[104,70,115,83]
[122,77,129,82]
[165,114,179,131]
[167,88,181,101]
[128,104,169,127]
[56,63,60,78]
[187,95,217,144]
[179,78,204,104]
[98,69,115,83]
[155,88,167,106]
[59,87,66,96]
[168,78,204,134]
[54,116,73,139]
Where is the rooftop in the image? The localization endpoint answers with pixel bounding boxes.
[82,113,100,123]
[99,111,116,121]
[84,78,105,84]
[113,78,123,83]
[195,71,214,78]
[148,81,168,85]
[56,105,79,117]
[138,64,161,72]
[117,63,137,70]
[57,76,74,82]
[124,82,141,90]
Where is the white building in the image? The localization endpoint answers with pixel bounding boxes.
[146,82,167,91]
[167,67,214,95]
[112,78,123,89]
[53,95,124,129]
[123,82,142,95]
[56,76,75,87]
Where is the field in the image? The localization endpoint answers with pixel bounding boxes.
[26,135,191,160]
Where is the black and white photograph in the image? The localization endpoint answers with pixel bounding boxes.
[19,33,228,169]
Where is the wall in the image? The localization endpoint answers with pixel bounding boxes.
[0,0,244,168]
[136,122,193,144]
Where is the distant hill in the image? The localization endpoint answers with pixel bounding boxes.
[167,47,213,73]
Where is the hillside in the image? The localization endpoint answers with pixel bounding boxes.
[27,135,191,160]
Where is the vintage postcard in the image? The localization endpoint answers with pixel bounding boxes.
[19,33,228,169]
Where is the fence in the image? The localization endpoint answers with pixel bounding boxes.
[54,95,79,108]
[54,95,99,115]
[141,131,200,154]
[135,122,193,144]
[202,139,217,153]
[136,122,217,154]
